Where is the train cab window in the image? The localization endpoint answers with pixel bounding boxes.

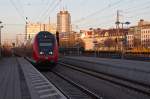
[37,32,55,55]
[39,43,52,46]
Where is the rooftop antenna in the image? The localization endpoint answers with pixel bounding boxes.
[63,6,65,11]
[115,10,120,35]
[59,0,63,11]
[65,4,68,11]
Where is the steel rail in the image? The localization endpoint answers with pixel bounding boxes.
[59,62,150,96]
[51,71,102,99]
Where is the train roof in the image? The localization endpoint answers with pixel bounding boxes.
[37,31,54,35]
[36,31,55,39]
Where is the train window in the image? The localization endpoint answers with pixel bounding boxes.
[38,32,54,39]
[39,43,52,46]
[39,39,53,42]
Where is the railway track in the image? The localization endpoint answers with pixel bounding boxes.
[25,58,101,99]
[58,62,150,97]
[42,71,102,99]
[26,57,150,98]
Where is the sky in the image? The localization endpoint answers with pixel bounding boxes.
[0,0,150,43]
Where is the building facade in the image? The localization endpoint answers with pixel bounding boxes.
[80,28,128,51]
[128,20,150,49]
[141,25,150,48]
[26,23,56,40]
[127,34,134,48]
[57,10,71,34]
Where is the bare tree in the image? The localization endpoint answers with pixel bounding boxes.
[104,38,115,50]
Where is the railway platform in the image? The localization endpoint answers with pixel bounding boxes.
[0,57,66,99]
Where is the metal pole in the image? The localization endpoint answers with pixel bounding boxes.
[0,21,3,57]
[121,22,130,59]
[95,47,97,57]
[116,10,120,51]
[78,41,80,56]
[25,17,28,40]
[16,35,18,46]
[93,29,97,57]
[0,27,1,57]
[121,23,124,59]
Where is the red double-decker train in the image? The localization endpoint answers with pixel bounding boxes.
[15,31,58,67]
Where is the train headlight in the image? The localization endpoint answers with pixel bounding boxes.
[40,52,44,55]
[49,51,53,55]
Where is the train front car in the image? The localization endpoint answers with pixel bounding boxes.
[33,31,58,67]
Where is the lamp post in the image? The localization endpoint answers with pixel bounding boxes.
[120,21,130,59]
[0,21,4,57]
[115,21,120,51]
[25,17,28,40]
[76,39,80,56]
[93,39,98,57]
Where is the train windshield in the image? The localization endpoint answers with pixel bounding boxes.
[39,43,52,46]
[37,32,55,55]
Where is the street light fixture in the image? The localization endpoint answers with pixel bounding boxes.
[115,21,130,59]
[115,21,120,25]
[0,26,4,28]
[125,22,130,25]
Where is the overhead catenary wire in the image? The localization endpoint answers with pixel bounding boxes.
[16,0,25,16]
[42,0,62,23]
[9,0,26,22]
[119,1,150,21]
[76,0,150,30]
[125,9,150,20]
[37,0,57,22]
[73,0,122,24]
[74,0,136,24]
[123,6,150,16]
[123,0,150,13]
[75,0,137,26]
[38,0,56,21]
[79,0,89,6]
[79,18,114,29]
[3,24,25,26]
[122,2,150,22]
[76,12,115,26]
[6,0,150,31]
[73,0,128,30]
